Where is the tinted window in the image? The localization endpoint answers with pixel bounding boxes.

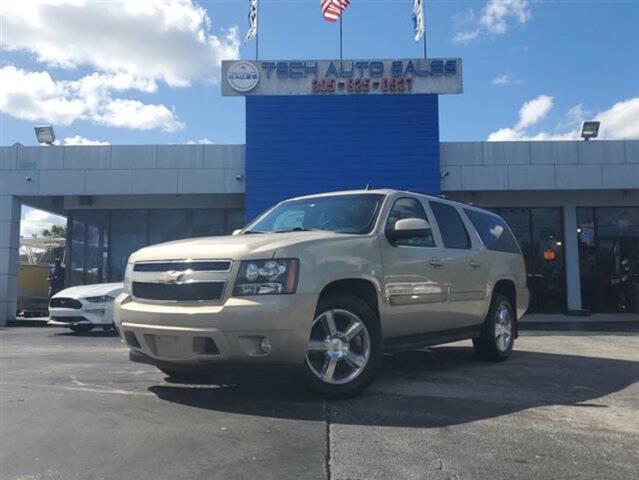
[430,202,471,249]
[385,197,435,247]
[465,209,521,254]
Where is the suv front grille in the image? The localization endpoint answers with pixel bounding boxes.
[50,298,82,309]
[132,282,225,302]
[133,261,231,272]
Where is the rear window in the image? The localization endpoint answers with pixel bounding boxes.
[464,209,521,254]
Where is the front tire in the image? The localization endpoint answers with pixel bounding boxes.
[473,294,515,361]
[301,294,382,399]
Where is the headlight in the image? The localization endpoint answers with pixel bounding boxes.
[124,260,134,295]
[233,259,299,296]
[84,296,114,304]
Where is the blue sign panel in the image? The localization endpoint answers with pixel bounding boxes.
[245,94,441,221]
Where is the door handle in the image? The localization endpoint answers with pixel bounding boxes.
[429,257,446,267]
[469,259,481,268]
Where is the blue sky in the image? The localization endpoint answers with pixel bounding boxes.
[1,0,638,148]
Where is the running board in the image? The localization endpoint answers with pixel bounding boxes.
[384,325,482,353]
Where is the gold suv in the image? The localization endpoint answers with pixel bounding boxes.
[115,190,529,398]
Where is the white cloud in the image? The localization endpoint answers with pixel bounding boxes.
[94,99,183,132]
[0,1,238,133]
[454,0,532,44]
[491,74,512,86]
[491,73,523,86]
[0,65,184,132]
[0,66,86,125]
[555,104,590,131]
[488,96,639,141]
[515,95,554,130]
[596,98,639,140]
[63,135,110,146]
[187,138,215,145]
[0,0,240,87]
[20,208,66,238]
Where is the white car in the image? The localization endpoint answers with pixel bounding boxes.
[48,283,124,333]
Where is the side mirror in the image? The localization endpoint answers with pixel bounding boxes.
[388,218,431,241]
[232,229,242,236]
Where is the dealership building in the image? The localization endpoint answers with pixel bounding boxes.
[1,58,638,324]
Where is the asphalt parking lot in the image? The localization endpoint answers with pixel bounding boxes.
[1,325,638,480]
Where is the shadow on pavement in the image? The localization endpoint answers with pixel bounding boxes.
[148,346,639,428]
[54,330,119,338]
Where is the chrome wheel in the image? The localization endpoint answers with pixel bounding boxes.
[495,303,513,352]
[306,309,371,385]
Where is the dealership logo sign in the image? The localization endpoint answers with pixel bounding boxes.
[222,58,462,96]
[227,61,260,92]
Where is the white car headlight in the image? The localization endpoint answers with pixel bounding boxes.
[83,296,114,304]
[233,259,299,296]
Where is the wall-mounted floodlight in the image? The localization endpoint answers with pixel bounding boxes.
[581,121,600,141]
[34,125,56,145]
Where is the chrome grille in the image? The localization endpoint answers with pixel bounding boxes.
[132,281,225,302]
[134,260,231,272]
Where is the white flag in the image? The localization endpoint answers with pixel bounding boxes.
[246,0,258,42]
[412,0,425,42]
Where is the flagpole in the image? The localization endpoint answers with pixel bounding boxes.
[256,0,259,60]
[422,0,427,59]
[339,14,343,60]
[423,33,427,59]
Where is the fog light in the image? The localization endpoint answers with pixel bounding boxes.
[259,337,272,354]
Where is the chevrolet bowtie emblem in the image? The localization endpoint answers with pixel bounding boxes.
[157,271,185,285]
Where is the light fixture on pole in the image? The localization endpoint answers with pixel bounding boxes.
[34,125,56,145]
[581,121,600,141]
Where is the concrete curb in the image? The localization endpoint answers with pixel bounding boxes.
[520,321,639,333]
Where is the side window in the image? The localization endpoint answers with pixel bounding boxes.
[464,209,521,254]
[429,202,471,249]
[385,197,435,247]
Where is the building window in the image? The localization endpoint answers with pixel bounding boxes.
[492,207,566,313]
[578,207,639,313]
[66,207,246,284]
[109,210,148,282]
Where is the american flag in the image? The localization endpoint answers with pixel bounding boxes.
[321,0,350,23]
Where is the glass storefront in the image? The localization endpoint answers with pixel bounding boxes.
[578,207,639,313]
[491,208,566,313]
[68,208,245,285]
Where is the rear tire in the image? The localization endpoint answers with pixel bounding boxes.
[301,294,382,399]
[473,294,515,362]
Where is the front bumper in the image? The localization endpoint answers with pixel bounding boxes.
[48,306,113,327]
[114,293,318,367]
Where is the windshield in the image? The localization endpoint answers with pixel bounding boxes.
[245,194,385,234]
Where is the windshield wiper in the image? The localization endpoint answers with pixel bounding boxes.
[273,227,325,233]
